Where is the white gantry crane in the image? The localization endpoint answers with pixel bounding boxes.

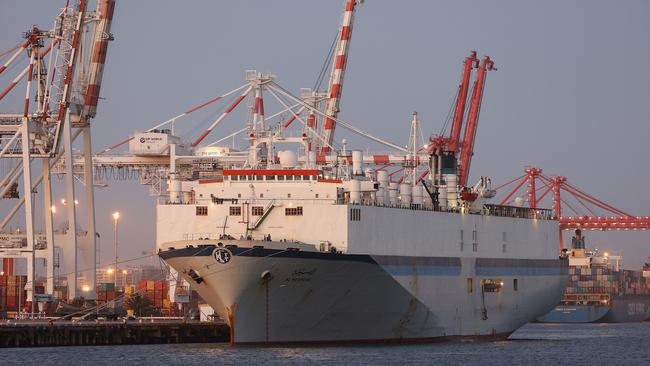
[0,0,115,307]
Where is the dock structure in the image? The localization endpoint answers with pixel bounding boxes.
[0,320,229,347]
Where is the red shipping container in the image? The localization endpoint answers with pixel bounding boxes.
[6,295,16,309]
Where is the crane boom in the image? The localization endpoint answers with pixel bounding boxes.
[320,0,360,154]
[82,0,116,120]
[458,56,495,186]
[448,51,478,153]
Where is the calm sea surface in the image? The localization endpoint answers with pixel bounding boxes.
[3,322,650,365]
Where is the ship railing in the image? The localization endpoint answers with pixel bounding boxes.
[182,232,222,241]
[483,204,554,220]
[337,201,554,220]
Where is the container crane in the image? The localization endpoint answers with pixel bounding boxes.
[495,167,650,250]
[0,0,116,304]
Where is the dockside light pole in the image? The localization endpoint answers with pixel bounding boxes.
[112,212,120,286]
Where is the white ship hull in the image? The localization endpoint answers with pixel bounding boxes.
[160,208,568,344]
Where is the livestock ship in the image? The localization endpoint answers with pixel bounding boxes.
[155,109,569,344]
[538,230,650,323]
[156,1,568,344]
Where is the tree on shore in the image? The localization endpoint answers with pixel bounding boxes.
[124,293,154,316]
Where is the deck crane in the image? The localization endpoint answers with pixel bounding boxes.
[319,0,361,155]
[428,52,493,209]
[448,51,479,153]
[457,56,495,187]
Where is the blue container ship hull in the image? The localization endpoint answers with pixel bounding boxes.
[537,305,609,323]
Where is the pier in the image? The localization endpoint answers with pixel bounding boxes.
[0,320,229,347]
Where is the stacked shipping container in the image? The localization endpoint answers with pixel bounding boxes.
[137,280,171,309]
[565,266,649,296]
[0,275,28,312]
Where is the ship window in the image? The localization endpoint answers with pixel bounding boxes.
[285,206,303,216]
[260,193,264,198]
[277,175,285,181]
[231,176,238,181]
[229,206,241,216]
[502,231,507,242]
[350,208,361,221]
[481,279,503,293]
[240,176,247,181]
[472,230,478,252]
[256,175,264,181]
[460,230,464,251]
[196,206,208,216]
[467,278,473,293]
[303,175,310,180]
[252,206,264,216]
[266,175,275,181]
[315,193,319,198]
[514,278,518,291]
[286,175,294,181]
[287,193,291,198]
[502,243,507,253]
[295,175,302,181]
[237,193,241,198]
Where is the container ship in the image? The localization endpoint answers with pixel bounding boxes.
[537,230,650,323]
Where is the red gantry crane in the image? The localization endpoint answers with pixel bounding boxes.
[495,167,650,250]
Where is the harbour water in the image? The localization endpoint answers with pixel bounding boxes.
[3,322,650,365]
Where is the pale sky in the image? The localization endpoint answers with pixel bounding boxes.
[1,1,649,269]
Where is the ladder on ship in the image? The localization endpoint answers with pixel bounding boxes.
[250,200,275,230]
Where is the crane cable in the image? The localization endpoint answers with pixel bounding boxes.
[439,87,460,136]
[313,30,339,92]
